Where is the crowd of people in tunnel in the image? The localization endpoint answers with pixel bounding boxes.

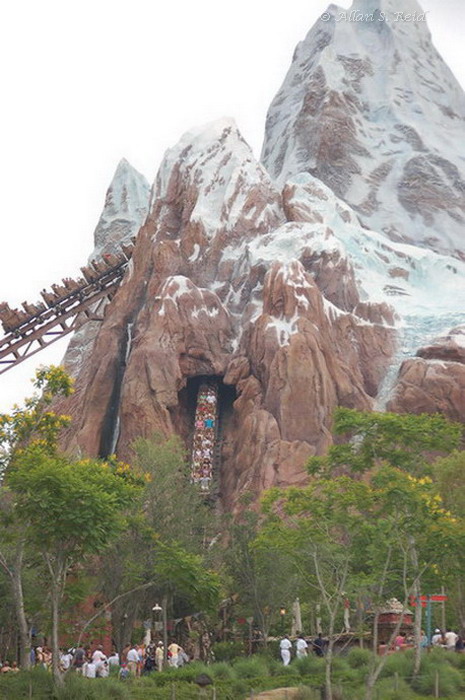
[191,383,218,491]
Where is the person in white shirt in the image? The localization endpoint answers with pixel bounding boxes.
[295,634,308,659]
[431,628,443,647]
[83,661,97,678]
[280,635,292,665]
[59,649,73,672]
[155,642,164,672]
[107,651,120,668]
[96,660,109,678]
[168,641,180,667]
[126,645,139,675]
[445,629,459,650]
[91,645,107,665]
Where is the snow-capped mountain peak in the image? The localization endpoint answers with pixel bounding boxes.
[261,0,465,258]
[93,158,150,255]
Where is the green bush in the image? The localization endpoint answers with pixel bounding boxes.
[411,663,464,697]
[232,656,269,678]
[146,660,209,685]
[229,678,248,697]
[63,676,128,699]
[330,656,361,688]
[209,661,237,680]
[263,657,285,676]
[0,670,132,700]
[379,651,413,679]
[295,687,321,700]
[346,646,374,669]
[211,640,244,662]
[294,654,326,679]
[368,677,416,700]
[0,668,54,699]
[446,651,465,670]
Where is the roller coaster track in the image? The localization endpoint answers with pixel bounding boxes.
[0,242,135,375]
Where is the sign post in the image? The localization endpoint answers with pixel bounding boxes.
[409,594,448,645]
[426,595,432,646]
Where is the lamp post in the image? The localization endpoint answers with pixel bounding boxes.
[152,602,168,663]
[152,603,162,643]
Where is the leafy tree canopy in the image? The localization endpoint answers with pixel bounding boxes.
[308,408,462,477]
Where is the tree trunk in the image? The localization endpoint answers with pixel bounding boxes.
[456,577,465,631]
[11,567,30,670]
[325,640,333,700]
[365,676,376,700]
[50,580,63,684]
[410,541,422,677]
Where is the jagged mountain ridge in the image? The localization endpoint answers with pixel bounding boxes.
[63,160,150,379]
[261,0,465,258]
[57,2,465,506]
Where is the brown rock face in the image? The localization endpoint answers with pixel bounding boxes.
[388,327,465,422]
[59,119,396,508]
[387,358,465,423]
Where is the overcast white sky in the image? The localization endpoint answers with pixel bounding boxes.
[0,0,464,412]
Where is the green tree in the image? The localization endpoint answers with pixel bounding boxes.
[8,448,140,680]
[260,477,378,700]
[0,366,73,669]
[428,450,465,630]
[309,408,461,476]
[223,501,300,643]
[98,434,220,651]
[258,465,464,700]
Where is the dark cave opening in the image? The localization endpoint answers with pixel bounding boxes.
[171,375,237,495]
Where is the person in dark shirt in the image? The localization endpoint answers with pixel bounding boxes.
[73,647,86,673]
[312,633,325,657]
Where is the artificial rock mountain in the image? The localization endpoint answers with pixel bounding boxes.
[58,0,465,508]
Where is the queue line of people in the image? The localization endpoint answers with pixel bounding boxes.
[191,383,218,491]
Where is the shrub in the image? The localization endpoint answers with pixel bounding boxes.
[263,657,284,676]
[447,651,465,670]
[411,663,463,697]
[346,646,374,669]
[294,654,326,679]
[148,661,209,685]
[369,677,416,700]
[211,641,244,662]
[229,678,248,696]
[379,651,413,679]
[0,668,54,700]
[233,656,269,679]
[295,686,321,700]
[209,661,236,680]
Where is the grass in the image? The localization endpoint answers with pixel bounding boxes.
[3,652,465,699]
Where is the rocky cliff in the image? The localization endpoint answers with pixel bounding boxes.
[58,119,397,507]
[57,0,465,507]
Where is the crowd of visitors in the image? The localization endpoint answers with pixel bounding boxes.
[191,383,218,491]
[3,628,464,677]
[0,640,190,678]
[389,628,464,652]
[279,628,465,665]
[431,628,464,651]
